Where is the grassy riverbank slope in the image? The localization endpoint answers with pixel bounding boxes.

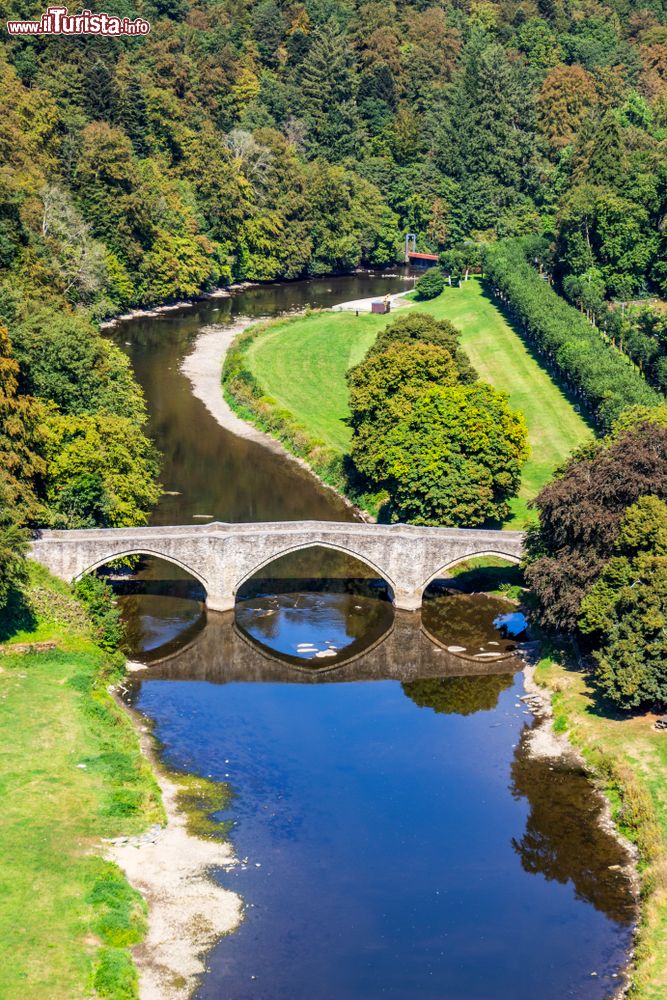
[227,279,592,526]
[535,654,667,997]
[0,565,162,999]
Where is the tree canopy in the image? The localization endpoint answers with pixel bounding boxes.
[348,313,528,526]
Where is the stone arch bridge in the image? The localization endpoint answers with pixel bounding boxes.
[29,520,525,612]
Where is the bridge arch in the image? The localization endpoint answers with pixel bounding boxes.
[75,548,210,593]
[233,541,397,601]
[421,549,522,595]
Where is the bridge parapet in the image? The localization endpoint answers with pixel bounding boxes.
[29,520,525,612]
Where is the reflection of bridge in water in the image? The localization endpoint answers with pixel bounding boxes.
[142,609,523,685]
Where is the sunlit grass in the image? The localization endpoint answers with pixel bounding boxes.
[0,565,162,999]
[242,280,593,527]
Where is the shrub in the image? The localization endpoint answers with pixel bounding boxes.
[74,574,125,651]
[414,267,445,300]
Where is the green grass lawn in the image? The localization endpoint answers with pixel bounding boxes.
[417,279,593,523]
[0,567,162,999]
[244,279,593,526]
[246,311,388,453]
[535,654,667,998]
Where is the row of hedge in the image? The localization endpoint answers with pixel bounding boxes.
[484,239,661,431]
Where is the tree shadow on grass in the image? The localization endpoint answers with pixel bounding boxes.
[431,562,525,595]
[0,587,37,643]
[542,640,651,723]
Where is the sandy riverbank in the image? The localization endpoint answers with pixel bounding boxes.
[180,317,373,519]
[106,694,243,1000]
[180,319,284,450]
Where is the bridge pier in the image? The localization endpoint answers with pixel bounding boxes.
[393,589,422,612]
[206,592,236,613]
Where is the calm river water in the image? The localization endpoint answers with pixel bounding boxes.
[111,273,636,999]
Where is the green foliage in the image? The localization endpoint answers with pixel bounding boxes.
[74,574,125,652]
[348,315,528,526]
[93,947,139,999]
[526,412,667,633]
[577,497,667,709]
[11,309,147,423]
[485,239,660,431]
[414,267,445,300]
[87,860,147,948]
[0,474,28,612]
[368,312,477,384]
[0,324,47,521]
[44,412,160,528]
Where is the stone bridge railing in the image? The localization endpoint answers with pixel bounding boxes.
[29,520,524,612]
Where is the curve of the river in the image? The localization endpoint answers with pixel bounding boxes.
[110,273,636,1000]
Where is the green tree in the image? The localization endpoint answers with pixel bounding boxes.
[379,382,528,525]
[301,21,358,158]
[414,267,445,300]
[85,61,119,124]
[0,473,28,613]
[0,325,46,521]
[579,497,667,709]
[12,310,147,424]
[585,112,625,188]
[437,42,541,234]
[348,340,461,469]
[369,312,477,383]
[347,312,526,525]
[74,574,125,651]
[44,413,160,528]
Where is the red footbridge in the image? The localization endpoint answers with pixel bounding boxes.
[404,234,438,266]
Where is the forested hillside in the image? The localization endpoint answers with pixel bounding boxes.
[0,0,666,556]
[1,0,666,316]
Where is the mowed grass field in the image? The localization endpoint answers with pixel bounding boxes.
[246,311,388,453]
[418,279,594,522]
[244,280,593,526]
[0,568,162,999]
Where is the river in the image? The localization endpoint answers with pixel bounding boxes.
[110,272,636,999]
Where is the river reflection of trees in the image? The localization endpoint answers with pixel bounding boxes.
[511,731,636,925]
[402,674,514,716]
[422,589,523,657]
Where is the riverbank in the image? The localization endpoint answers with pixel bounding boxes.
[531,651,667,998]
[0,565,162,998]
[98,282,260,330]
[0,565,242,1000]
[184,315,373,520]
[106,709,242,1000]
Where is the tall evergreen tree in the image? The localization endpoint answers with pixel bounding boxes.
[118,76,150,157]
[437,41,541,234]
[85,61,119,124]
[586,111,625,188]
[301,21,359,159]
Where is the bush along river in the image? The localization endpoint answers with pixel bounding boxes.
[108,273,637,999]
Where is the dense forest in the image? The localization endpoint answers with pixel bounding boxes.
[0,0,666,574]
[1,0,666,314]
